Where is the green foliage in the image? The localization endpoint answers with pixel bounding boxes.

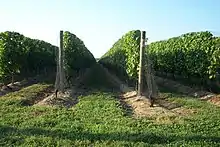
[63,31,96,77]
[0,30,96,84]
[148,31,219,79]
[0,32,25,80]
[0,31,57,84]
[22,37,57,74]
[99,30,141,82]
[0,84,220,146]
[208,37,220,79]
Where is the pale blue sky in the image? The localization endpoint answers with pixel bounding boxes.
[1,0,220,57]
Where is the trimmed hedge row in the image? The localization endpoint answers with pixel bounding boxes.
[63,31,96,79]
[0,31,96,85]
[0,31,57,84]
[100,30,220,89]
[99,30,141,83]
[147,31,220,80]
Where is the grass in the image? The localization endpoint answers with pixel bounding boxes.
[0,83,52,106]
[0,84,220,146]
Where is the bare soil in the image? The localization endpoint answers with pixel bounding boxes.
[155,76,214,97]
[35,88,78,108]
[119,91,197,124]
[0,75,47,97]
[155,76,220,107]
[99,65,200,123]
[33,86,95,108]
[208,96,220,106]
[201,94,220,107]
[21,86,55,106]
[0,81,28,96]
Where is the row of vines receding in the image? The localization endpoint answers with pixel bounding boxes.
[63,31,96,80]
[99,30,141,85]
[0,31,96,85]
[147,31,220,81]
[0,31,58,84]
[99,30,220,89]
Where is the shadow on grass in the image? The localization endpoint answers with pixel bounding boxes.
[20,85,55,106]
[0,125,220,145]
[0,73,56,98]
[158,86,191,99]
[69,87,134,117]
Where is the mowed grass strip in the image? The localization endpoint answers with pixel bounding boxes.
[0,84,220,146]
[0,83,52,107]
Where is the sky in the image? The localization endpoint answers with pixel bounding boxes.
[1,0,220,58]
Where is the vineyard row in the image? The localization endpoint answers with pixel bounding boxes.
[0,31,96,84]
[99,30,220,87]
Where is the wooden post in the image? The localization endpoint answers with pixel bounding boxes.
[59,30,64,93]
[138,31,146,96]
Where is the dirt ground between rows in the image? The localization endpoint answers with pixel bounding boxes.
[11,64,219,123]
[33,86,198,125]
[119,91,198,124]
[34,88,78,108]
[201,94,220,107]
[155,76,220,107]
[27,85,219,125]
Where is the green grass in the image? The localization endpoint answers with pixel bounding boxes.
[0,83,52,106]
[0,84,220,146]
